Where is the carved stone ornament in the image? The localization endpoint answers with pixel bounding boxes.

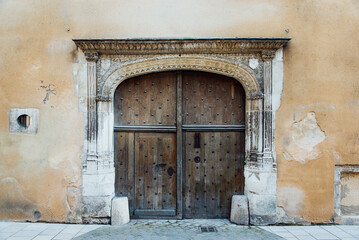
[96,94,111,102]
[261,50,276,61]
[74,38,290,56]
[84,52,99,62]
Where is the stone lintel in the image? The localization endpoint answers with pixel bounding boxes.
[74,38,290,56]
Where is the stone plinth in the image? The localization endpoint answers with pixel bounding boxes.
[111,197,130,225]
[230,195,249,225]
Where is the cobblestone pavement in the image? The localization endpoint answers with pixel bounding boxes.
[74,219,282,240]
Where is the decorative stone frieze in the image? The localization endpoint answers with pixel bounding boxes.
[74,38,289,55]
[74,38,290,224]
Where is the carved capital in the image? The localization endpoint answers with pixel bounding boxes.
[85,52,99,62]
[248,92,264,100]
[96,94,111,102]
[261,50,276,61]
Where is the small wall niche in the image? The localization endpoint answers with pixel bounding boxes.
[9,109,39,134]
[17,114,31,128]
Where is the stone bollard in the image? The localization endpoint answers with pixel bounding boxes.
[230,195,249,225]
[111,197,130,225]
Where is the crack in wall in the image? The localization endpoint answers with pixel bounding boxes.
[40,81,56,104]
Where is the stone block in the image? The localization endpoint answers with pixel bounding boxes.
[83,172,115,197]
[9,108,39,134]
[230,195,249,225]
[111,197,130,225]
[83,195,113,217]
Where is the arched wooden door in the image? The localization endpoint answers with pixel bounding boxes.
[114,71,245,219]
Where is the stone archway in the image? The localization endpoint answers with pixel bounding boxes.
[74,38,290,225]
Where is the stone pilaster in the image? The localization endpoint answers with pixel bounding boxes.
[85,52,98,171]
[262,50,275,168]
[247,98,263,167]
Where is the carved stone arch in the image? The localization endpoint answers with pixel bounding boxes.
[100,56,261,99]
[74,38,290,225]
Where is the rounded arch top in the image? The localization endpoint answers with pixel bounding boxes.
[101,56,261,99]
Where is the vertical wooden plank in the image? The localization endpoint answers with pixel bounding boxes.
[183,132,189,218]
[165,135,177,208]
[143,134,152,209]
[184,131,196,218]
[193,132,201,217]
[134,133,142,210]
[238,131,245,194]
[213,132,221,217]
[128,132,135,215]
[204,132,211,217]
[219,132,227,217]
[176,71,183,219]
[154,135,161,209]
[227,132,235,217]
[114,132,127,196]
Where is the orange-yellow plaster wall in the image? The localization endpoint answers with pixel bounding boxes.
[0,0,358,223]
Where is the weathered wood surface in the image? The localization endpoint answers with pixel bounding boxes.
[114,71,177,126]
[134,133,177,215]
[183,132,245,218]
[114,132,135,214]
[182,71,245,125]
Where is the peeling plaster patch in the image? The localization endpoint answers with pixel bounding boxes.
[282,151,292,161]
[293,102,335,119]
[66,187,82,222]
[39,81,56,104]
[296,102,335,111]
[283,112,326,163]
[292,113,326,150]
[72,53,87,112]
[0,177,38,218]
[277,186,304,218]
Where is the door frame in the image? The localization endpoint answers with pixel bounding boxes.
[74,38,290,225]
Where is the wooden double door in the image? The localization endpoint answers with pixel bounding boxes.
[114,71,245,219]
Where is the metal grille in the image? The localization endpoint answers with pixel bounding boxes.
[199,226,217,232]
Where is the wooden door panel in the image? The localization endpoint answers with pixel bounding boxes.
[183,131,245,218]
[114,132,135,215]
[182,71,245,125]
[134,133,177,216]
[114,71,177,126]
